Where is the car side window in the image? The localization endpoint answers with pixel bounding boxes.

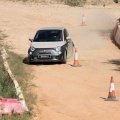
[64,29,69,41]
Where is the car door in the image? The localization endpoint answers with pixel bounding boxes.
[64,29,73,58]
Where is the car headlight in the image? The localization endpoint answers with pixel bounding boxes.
[30,46,35,52]
[55,46,61,52]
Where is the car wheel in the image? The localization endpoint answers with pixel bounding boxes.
[62,51,67,64]
[72,42,75,47]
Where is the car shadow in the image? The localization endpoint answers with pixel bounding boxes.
[22,57,62,66]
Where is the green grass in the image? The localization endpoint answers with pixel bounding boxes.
[6,50,36,112]
[0,31,36,119]
[0,54,31,120]
[0,66,17,98]
[0,32,16,98]
[0,113,30,120]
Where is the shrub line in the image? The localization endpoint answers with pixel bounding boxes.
[1,48,29,112]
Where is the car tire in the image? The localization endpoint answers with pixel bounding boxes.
[72,42,75,47]
[62,51,67,64]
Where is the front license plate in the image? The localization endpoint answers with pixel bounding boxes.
[38,55,51,58]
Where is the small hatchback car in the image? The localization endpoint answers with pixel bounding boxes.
[28,27,74,64]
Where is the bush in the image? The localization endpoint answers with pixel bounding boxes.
[114,0,119,3]
[114,0,118,3]
[65,0,86,6]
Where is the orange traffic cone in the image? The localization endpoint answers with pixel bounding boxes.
[105,76,117,101]
[81,14,86,26]
[72,48,82,67]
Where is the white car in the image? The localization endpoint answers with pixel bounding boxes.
[28,27,74,64]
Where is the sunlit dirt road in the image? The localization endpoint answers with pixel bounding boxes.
[0,1,120,120]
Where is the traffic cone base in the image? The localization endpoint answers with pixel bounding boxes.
[81,24,86,26]
[105,96,117,101]
[72,64,82,67]
[81,22,86,26]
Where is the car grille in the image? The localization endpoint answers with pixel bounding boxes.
[38,51,51,54]
[36,48,52,54]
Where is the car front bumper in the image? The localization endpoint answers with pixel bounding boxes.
[28,48,64,63]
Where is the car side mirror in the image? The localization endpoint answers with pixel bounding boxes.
[29,38,33,42]
[66,36,71,42]
[66,36,71,40]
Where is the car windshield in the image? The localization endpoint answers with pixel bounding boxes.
[33,30,63,42]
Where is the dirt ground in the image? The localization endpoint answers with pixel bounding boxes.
[0,1,120,120]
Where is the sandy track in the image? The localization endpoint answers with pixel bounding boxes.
[0,1,120,120]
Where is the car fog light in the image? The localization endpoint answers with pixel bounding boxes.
[29,52,32,55]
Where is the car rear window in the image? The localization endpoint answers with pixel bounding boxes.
[33,30,63,42]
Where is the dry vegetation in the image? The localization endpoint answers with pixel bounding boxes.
[3,0,118,6]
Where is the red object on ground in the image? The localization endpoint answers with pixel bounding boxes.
[0,97,24,116]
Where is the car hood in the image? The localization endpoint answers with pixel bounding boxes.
[31,41,65,48]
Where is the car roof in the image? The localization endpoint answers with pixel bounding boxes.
[39,27,65,31]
